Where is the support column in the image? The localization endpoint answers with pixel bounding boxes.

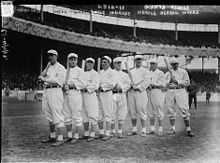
[175,22,178,41]
[40,4,44,73]
[90,9,93,33]
[40,5,44,23]
[202,57,204,73]
[218,57,220,82]
[133,19,136,38]
[218,23,220,44]
[40,48,43,73]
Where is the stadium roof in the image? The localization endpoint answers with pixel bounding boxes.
[63,5,220,24]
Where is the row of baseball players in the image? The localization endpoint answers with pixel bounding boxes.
[38,49,194,147]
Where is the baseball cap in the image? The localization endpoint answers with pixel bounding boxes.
[134,55,143,60]
[68,53,78,59]
[113,57,122,63]
[170,58,179,64]
[86,58,95,63]
[149,58,158,64]
[102,56,112,63]
[47,49,58,56]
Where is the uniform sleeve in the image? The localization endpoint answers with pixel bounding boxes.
[121,73,131,93]
[101,70,116,91]
[177,70,190,87]
[74,69,86,90]
[45,65,66,87]
[154,71,165,87]
[135,69,150,91]
[87,72,100,93]
[164,71,171,85]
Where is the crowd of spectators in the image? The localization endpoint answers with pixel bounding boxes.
[188,72,220,93]
[13,5,220,49]
[2,69,39,91]
[2,66,219,95]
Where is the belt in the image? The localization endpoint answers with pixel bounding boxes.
[147,86,161,90]
[112,90,123,94]
[81,89,88,93]
[169,87,184,89]
[45,85,59,89]
[99,90,111,92]
[69,86,76,90]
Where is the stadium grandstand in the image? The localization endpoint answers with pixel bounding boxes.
[2,4,220,94]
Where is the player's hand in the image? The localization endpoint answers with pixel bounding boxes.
[81,88,87,91]
[114,84,122,91]
[38,75,46,82]
[63,84,69,91]
[98,87,103,92]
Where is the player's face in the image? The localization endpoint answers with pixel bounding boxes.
[48,54,57,65]
[114,62,121,71]
[69,57,78,68]
[101,59,110,70]
[135,59,142,68]
[86,61,94,71]
[171,63,178,70]
[150,62,157,70]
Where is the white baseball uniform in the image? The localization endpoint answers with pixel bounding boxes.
[164,68,190,119]
[112,69,131,123]
[81,69,100,124]
[63,66,85,126]
[127,66,150,121]
[42,62,66,126]
[147,69,165,120]
[98,67,116,123]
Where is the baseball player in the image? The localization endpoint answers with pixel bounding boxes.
[127,55,150,138]
[147,58,165,136]
[63,53,85,144]
[81,58,100,142]
[98,56,116,141]
[164,58,194,137]
[110,57,131,138]
[39,49,66,147]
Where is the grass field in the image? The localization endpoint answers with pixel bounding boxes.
[2,97,220,162]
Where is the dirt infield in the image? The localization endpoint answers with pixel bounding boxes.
[2,97,220,162]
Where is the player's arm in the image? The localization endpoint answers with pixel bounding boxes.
[67,69,86,90]
[151,71,165,88]
[120,73,131,93]
[87,73,100,93]
[44,66,66,87]
[101,71,116,91]
[177,70,190,87]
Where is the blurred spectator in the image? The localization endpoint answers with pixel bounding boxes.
[187,79,198,109]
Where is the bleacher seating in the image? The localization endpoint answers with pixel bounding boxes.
[13,5,220,49]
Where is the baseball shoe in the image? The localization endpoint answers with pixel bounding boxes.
[102,135,111,141]
[157,131,163,136]
[127,131,137,136]
[87,136,96,142]
[187,130,194,137]
[41,137,56,143]
[64,137,73,143]
[79,136,89,140]
[97,134,104,139]
[142,132,147,138]
[118,133,124,139]
[71,139,79,144]
[51,140,64,147]
[110,132,117,137]
[146,130,155,135]
[168,130,176,135]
